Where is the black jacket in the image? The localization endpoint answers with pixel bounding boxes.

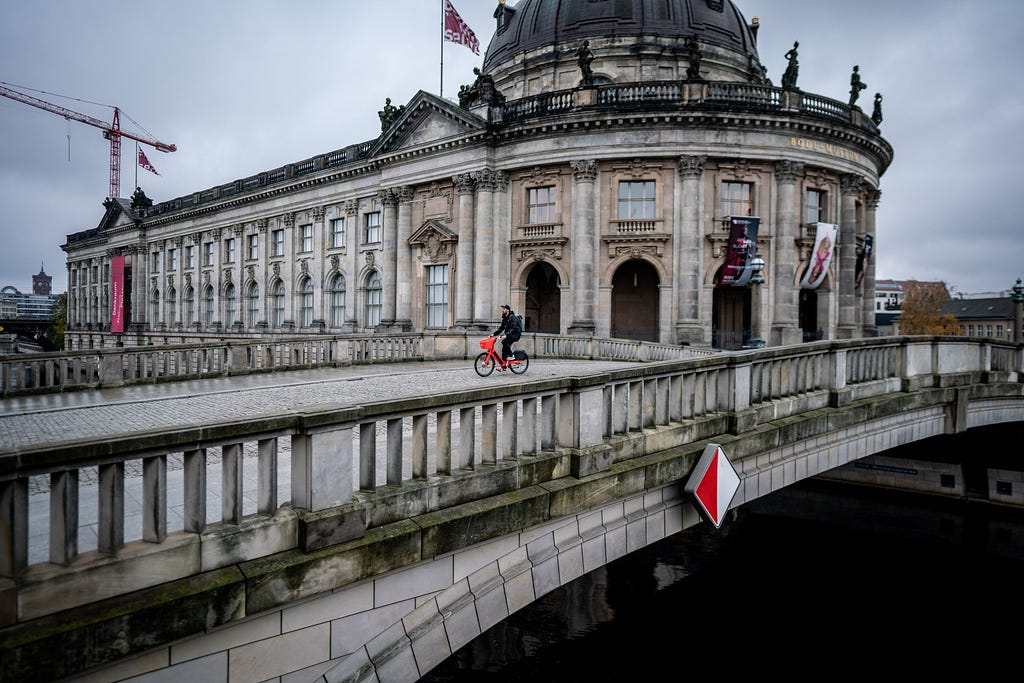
[494,311,522,338]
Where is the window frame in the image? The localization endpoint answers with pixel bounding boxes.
[720,181,754,218]
[617,180,656,220]
[424,264,449,328]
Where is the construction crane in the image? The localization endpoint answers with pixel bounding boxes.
[0,81,176,200]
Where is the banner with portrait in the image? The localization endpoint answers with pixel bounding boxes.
[800,222,838,290]
[718,216,760,286]
[855,233,873,287]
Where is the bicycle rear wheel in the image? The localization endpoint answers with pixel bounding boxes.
[509,353,529,374]
[474,352,495,377]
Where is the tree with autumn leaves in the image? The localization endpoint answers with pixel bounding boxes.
[897,280,960,335]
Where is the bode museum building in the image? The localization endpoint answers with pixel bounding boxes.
[61,0,891,352]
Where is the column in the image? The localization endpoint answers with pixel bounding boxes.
[344,201,359,329]
[568,159,597,335]
[280,212,296,329]
[130,244,147,332]
[395,186,414,330]
[310,208,325,329]
[208,229,222,331]
[861,189,880,336]
[491,173,511,312]
[837,174,862,338]
[473,170,496,324]
[379,189,399,327]
[453,173,476,328]
[675,155,706,344]
[772,160,804,345]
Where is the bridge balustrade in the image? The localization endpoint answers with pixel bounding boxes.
[7,337,1015,589]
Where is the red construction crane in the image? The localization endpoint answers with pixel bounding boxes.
[0,81,176,200]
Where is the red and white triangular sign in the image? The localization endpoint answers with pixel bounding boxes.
[683,443,741,529]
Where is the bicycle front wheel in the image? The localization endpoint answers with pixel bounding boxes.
[509,353,529,375]
[474,352,495,377]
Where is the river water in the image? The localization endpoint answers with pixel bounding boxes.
[423,425,1024,681]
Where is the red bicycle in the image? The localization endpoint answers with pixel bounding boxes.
[474,336,529,376]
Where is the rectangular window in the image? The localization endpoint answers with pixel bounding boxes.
[987,324,993,337]
[331,217,345,249]
[617,180,655,219]
[425,264,449,328]
[365,212,382,243]
[168,249,178,271]
[204,242,214,266]
[151,252,160,272]
[301,224,313,253]
[185,245,195,269]
[272,229,285,257]
[968,325,974,336]
[721,181,753,218]
[225,238,236,263]
[248,234,259,260]
[527,186,556,224]
[804,188,826,224]
[996,324,1003,338]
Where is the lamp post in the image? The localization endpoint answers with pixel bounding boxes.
[1012,277,1024,343]
[745,250,766,348]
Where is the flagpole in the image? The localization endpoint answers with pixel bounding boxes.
[134,141,138,191]
[440,0,444,98]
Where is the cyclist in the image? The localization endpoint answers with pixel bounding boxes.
[491,304,522,370]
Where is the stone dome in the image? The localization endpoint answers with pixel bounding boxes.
[483,0,764,87]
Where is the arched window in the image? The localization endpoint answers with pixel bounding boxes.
[300,278,314,327]
[184,286,195,326]
[224,283,236,327]
[203,285,215,326]
[167,286,177,326]
[365,271,382,327]
[271,280,285,327]
[330,274,346,327]
[247,282,259,327]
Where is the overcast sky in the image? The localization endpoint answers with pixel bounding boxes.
[2,0,1022,297]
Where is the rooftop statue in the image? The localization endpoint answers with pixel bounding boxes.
[871,92,883,125]
[685,35,703,80]
[849,65,867,108]
[577,40,595,85]
[781,41,799,90]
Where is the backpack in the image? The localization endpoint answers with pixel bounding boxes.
[517,314,525,332]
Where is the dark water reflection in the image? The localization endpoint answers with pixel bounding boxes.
[424,473,1024,681]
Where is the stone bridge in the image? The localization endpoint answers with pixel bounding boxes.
[1,336,1022,682]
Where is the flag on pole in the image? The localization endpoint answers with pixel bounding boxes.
[444,0,479,55]
[138,148,160,175]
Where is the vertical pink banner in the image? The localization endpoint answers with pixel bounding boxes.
[111,255,125,333]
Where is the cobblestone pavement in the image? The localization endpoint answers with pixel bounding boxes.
[3,358,646,565]
[1,358,642,452]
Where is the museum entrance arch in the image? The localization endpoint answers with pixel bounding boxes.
[712,285,751,350]
[524,262,561,333]
[799,289,821,342]
[610,259,659,341]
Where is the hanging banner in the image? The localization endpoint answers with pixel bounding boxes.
[800,222,838,289]
[855,233,873,287]
[718,216,760,286]
[111,255,125,333]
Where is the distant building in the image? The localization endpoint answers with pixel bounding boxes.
[942,293,1018,341]
[0,265,59,319]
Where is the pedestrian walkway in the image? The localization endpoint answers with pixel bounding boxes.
[2,358,646,565]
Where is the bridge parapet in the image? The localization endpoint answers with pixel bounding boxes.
[0,336,1021,680]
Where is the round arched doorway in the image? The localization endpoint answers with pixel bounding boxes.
[524,261,561,333]
[611,259,659,341]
